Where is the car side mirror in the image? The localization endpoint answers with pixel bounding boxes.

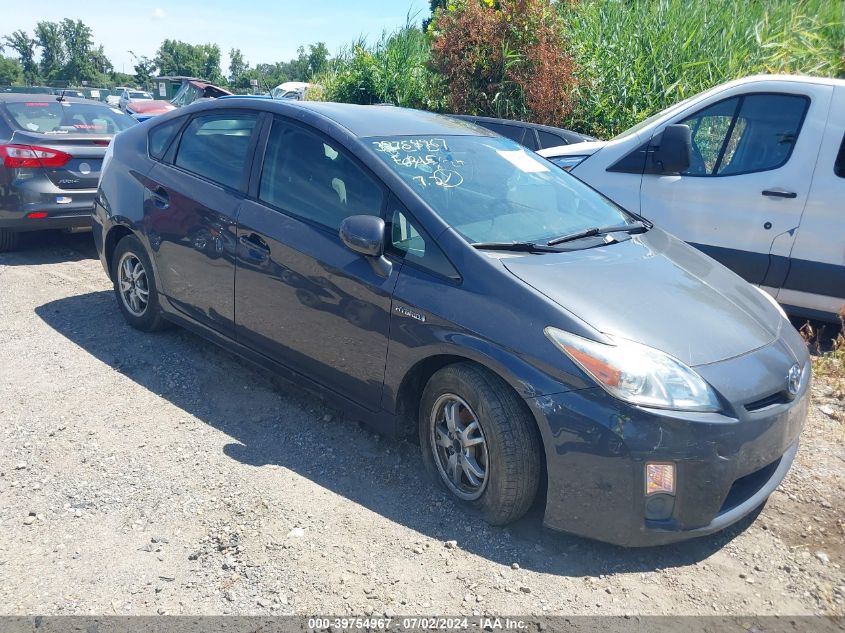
[339,215,386,258]
[651,124,691,174]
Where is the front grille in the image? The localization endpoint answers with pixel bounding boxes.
[718,457,781,514]
[745,391,790,412]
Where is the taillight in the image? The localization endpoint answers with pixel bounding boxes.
[0,144,72,169]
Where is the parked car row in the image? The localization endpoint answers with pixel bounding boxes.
[86,93,811,546]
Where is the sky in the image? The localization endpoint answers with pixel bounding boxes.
[5,0,429,76]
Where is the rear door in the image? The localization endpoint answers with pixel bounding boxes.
[777,85,845,315]
[639,83,834,284]
[234,116,397,410]
[143,110,260,338]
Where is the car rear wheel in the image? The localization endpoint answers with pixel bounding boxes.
[0,229,19,252]
[419,362,541,525]
[111,235,169,332]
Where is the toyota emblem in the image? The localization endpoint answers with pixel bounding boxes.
[787,363,802,396]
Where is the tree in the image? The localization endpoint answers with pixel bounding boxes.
[228,48,248,86]
[131,52,156,90]
[35,21,64,81]
[60,18,97,84]
[422,0,448,31]
[0,56,23,85]
[429,0,576,125]
[155,39,223,83]
[3,30,38,84]
[306,42,329,78]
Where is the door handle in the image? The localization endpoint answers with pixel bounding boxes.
[150,187,169,209]
[762,189,797,199]
[239,233,270,257]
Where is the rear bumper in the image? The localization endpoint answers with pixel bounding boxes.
[528,352,809,547]
[0,185,95,231]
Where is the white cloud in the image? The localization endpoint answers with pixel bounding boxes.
[151,8,166,20]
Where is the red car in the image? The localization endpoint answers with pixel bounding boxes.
[125,100,176,122]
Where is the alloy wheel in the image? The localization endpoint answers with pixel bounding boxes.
[117,252,150,317]
[429,393,489,500]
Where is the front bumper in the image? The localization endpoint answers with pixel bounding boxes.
[528,338,810,547]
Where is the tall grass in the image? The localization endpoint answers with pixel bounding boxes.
[310,17,442,110]
[560,0,845,137]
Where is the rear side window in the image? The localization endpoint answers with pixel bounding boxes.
[537,129,566,149]
[680,93,809,176]
[148,117,185,160]
[174,113,257,189]
[479,121,526,145]
[835,133,845,179]
[259,119,384,230]
[387,204,460,281]
[4,100,136,135]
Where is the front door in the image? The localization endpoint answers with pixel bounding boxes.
[234,117,398,410]
[640,85,833,284]
[143,110,259,337]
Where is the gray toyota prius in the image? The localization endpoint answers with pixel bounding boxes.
[93,98,810,546]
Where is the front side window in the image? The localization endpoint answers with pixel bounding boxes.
[680,93,808,176]
[370,135,631,245]
[259,120,384,230]
[388,205,459,281]
[174,113,257,189]
[5,101,136,135]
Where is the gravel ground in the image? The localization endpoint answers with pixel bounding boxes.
[1,231,843,617]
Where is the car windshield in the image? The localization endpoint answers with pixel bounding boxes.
[610,95,697,141]
[370,135,632,244]
[5,100,136,135]
[129,91,152,99]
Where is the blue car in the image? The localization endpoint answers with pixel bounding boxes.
[93,98,809,546]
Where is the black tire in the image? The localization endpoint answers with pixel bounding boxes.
[0,229,19,252]
[419,362,542,525]
[111,235,169,332]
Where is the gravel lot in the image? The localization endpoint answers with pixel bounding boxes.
[1,231,843,617]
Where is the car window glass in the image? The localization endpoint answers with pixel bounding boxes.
[4,101,135,135]
[537,129,566,149]
[148,117,184,160]
[833,133,845,179]
[0,114,12,139]
[174,113,257,189]
[478,121,525,145]
[388,206,459,280]
[680,97,739,175]
[520,128,539,150]
[259,120,384,230]
[680,94,808,176]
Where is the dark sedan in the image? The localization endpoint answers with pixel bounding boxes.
[93,98,809,546]
[0,94,136,251]
[448,114,594,150]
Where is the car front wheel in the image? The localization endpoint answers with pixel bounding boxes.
[111,235,169,332]
[419,363,542,525]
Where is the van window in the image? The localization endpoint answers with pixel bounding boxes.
[175,113,257,189]
[387,205,460,281]
[680,93,809,177]
[835,133,845,179]
[259,119,384,230]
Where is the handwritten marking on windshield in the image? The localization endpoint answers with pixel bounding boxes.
[373,138,464,189]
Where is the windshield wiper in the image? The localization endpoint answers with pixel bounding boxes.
[547,220,648,246]
[471,241,564,253]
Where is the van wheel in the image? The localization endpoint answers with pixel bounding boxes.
[111,235,169,332]
[0,229,19,252]
[419,363,541,525]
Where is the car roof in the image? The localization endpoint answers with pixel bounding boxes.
[0,93,93,104]
[450,113,590,136]
[212,98,492,138]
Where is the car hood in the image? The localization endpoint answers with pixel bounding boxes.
[500,228,783,366]
[538,139,606,158]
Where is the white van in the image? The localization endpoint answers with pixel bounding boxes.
[540,75,845,321]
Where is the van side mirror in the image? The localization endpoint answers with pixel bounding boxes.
[339,215,385,258]
[651,124,691,174]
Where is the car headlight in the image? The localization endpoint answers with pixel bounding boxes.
[544,327,720,412]
[549,155,588,171]
[754,286,788,320]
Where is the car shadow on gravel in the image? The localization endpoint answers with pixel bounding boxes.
[0,230,98,266]
[35,289,762,578]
